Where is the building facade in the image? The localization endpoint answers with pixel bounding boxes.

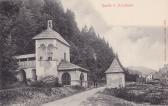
[15,20,88,87]
[145,73,153,82]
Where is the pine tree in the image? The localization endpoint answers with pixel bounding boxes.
[0,1,20,89]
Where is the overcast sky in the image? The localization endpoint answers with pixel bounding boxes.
[61,0,168,70]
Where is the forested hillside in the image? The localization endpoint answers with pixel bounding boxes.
[0,0,114,87]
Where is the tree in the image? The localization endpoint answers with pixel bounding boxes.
[0,1,20,89]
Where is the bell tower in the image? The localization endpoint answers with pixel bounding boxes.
[33,20,58,79]
[33,20,70,79]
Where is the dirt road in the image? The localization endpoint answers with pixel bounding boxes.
[42,87,105,106]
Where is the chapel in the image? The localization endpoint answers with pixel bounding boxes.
[105,56,125,88]
[15,20,89,87]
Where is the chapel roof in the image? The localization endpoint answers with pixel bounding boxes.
[58,60,89,72]
[105,56,125,73]
[33,20,70,47]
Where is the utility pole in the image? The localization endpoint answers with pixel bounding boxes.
[164,20,167,64]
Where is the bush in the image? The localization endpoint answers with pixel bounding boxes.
[29,76,62,87]
[29,81,46,87]
[147,96,162,104]
[0,71,18,89]
[104,88,138,102]
[0,86,84,105]
[103,88,165,105]
[71,85,85,91]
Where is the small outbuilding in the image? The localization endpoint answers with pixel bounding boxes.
[145,72,153,82]
[105,56,125,88]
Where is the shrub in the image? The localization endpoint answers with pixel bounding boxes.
[71,85,85,91]
[29,81,46,87]
[29,76,62,87]
[148,96,162,104]
[103,88,145,104]
[103,88,168,105]
[0,86,83,105]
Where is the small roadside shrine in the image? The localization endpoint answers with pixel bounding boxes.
[105,56,125,88]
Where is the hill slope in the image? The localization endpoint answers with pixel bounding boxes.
[128,66,156,76]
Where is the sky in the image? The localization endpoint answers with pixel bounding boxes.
[61,0,168,70]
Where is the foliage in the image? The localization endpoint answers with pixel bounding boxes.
[29,76,62,87]
[70,85,85,91]
[124,68,139,82]
[103,83,168,105]
[0,86,83,105]
[0,0,20,89]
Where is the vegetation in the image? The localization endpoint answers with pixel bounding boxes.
[124,69,139,82]
[102,83,168,105]
[29,76,62,87]
[0,0,20,89]
[0,0,114,89]
[0,86,85,105]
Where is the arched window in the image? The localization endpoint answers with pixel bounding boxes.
[38,44,46,60]
[47,44,54,61]
[61,72,71,85]
[31,69,37,81]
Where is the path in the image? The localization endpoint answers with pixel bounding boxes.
[42,87,105,106]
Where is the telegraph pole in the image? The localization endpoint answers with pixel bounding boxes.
[164,20,167,64]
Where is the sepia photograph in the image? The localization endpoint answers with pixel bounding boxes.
[0,0,168,106]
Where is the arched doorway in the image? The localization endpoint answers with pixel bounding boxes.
[62,72,71,85]
[31,69,37,81]
[18,69,27,85]
[80,73,84,86]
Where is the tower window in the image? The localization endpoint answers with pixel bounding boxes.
[48,57,52,61]
[39,56,43,60]
[64,53,66,61]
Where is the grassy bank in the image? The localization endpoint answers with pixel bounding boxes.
[0,86,85,106]
[102,83,168,105]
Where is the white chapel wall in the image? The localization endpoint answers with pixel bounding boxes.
[106,73,125,88]
[35,39,58,79]
[56,40,70,62]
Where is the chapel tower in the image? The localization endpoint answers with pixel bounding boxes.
[33,20,70,79]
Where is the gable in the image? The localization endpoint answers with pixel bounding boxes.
[58,60,89,72]
[105,57,124,73]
